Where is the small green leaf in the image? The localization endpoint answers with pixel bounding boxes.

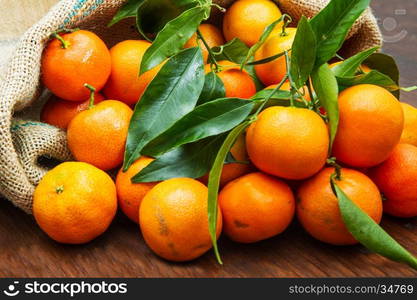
[197,72,226,105]
[241,17,284,69]
[364,53,400,98]
[245,52,286,66]
[311,63,339,150]
[310,0,372,66]
[332,46,379,77]
[401,86,417,92]
[290,16,317,89]
[212,38,264,90]
[143,98,254,157]
[252,89,306,110]
[108,0,144,27]
[337,70,399,92]
[208,122,252,264]
[136,0,197,41]
[124,48,204,171]
[140,6,208,74]
[331,179,417,270]
[132,135,226,183]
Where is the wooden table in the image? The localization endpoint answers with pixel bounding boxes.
[1,1,417,278]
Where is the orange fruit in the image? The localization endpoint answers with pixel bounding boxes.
[41,30,111,101]
[139,178,222,262]
[332,84,404,168]
[184,24,225,63]
[297,167,383,245]
[205,60,256,98]
[41,92,105,130]
[200,133,252,187]
[246,106,329,180]
[67,100,133,171]
[370,144,417,218]
[219,172,295,243]
[116,156,157,223]
[33,162,117,244]
[223,0,283,47]
[103,40,162,106]
[254,27,296,86]
[399,103,417,147]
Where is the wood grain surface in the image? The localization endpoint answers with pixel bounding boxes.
[1,1,417,278]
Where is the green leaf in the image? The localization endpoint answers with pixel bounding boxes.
[208,122,252,264]
[310,0,372,66]
[290,16,317,89]
[332,47,379,77]
[143,98,254,157]
[136,0,197,41]
[241,17,284,68]
[140,6,208,74]
[132,135,226,183]
[211,38,264,90]
[311,63,339,150]
[401,86,417,92]
[197,72,226,105]
[124,48,205,171]
[245,52,286,66]
[331,179,417,270]
[337,70,399,92]
[252,89,306,109]
[108,0,144,27]
[364,53,400,98]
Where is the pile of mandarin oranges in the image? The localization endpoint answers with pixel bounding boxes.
[33,0,417,263]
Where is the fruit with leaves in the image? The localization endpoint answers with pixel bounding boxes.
[246,106,329,180]
[205,60,256,99]
[184,24,225,63]
[139,178,222,262]
[33,162,117,244]
[103,40,163,106]
[400,103,417,147]
[297,167,383,245]
[332,84,404,168]
[219,172,295,243]
[116,156,157,224]
[370,144,417,218]
[41,92,105,130]
[67,100,133,171]
[223,0,282,47]
[41,30,111,101]
[254,27,296,86]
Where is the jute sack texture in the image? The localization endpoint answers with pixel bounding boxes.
[0,0,382,214]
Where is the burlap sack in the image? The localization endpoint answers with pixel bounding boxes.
[0,0,382,214]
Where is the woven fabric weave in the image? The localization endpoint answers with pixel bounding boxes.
[0,0,382,213]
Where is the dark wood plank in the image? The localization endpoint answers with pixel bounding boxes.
[1,0,417,278]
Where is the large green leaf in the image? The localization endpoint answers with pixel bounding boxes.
[211,38,264,90]
[364,53,400,98]
[140,6,209,74]
[331,179,417,270]
[290,16,317,89]
[310,0,372,66]
[124,48,205,171]
[132,135,226,183]
[337,70,399,92]
[207,122,252,264]
[332,46,379,77]
[143,98,254,156]
[197,72,226,105]
[136,0,197,41]
[108,0,144,27]
[311,63,339,150]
